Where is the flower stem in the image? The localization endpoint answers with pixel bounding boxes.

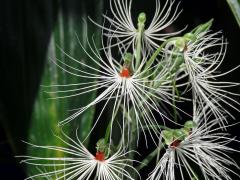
[136,142,165,171]
[135,27,144,70]
[135,12,146,69]
[144,37,179,71]
[104,94,123,145]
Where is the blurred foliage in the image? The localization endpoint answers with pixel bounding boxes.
[26,0,103,176]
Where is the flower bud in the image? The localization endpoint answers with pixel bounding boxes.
[138,12,146,24]
[96,138,107,153]
[124,52,133,65]
[191,19,213,35]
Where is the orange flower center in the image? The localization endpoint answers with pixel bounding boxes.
[95,151,105,161]
[120,67,131,78]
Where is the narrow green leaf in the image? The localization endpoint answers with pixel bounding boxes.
[226,0,240,27]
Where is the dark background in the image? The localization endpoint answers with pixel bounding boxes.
[0,0,239,179]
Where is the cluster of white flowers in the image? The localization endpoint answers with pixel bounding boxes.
[18,0,239,179]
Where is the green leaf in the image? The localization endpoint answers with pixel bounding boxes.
[26,1,103,177]
[226,0,240,27]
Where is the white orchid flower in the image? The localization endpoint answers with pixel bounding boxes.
[167,31,240,127]
[45,34,185,146]
[17,131,139,180]
[90,0,183,53]
[148,104,239,180]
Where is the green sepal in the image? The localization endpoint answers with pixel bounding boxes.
[184,33,197,42]
[184,120,197,130]
[181,128,190,136]
[190,19,213,35]
[173,129,186,141]
[162,130,174,145]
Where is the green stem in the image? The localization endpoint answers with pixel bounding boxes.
[144,37,179,72]
[104,122,112,145]
[172,78,180,122]
[136,142,165,171]
[104,94,123,144]
[135,31,142,69]
[187,164,199,180]
[132,124,171,133]
[135,12,146,69]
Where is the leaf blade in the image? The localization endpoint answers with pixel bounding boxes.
[226,0,240,27]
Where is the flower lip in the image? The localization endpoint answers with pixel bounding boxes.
[170,139,181,148]
[95,151,105,161]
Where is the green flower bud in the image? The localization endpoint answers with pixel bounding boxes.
[184,120,197,130]
[175,38,186,52]
[124,52,133,65]
[138,12,146,24]
[184,33,196,42]
[162,130,174,145]
[96,138,107,152]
